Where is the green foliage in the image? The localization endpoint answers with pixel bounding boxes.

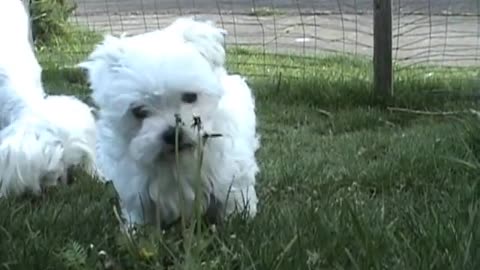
[29,0,77,44]
[56,241,88,269]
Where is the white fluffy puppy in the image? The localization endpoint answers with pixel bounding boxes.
[79,17,260,227]
[0,0,97,196]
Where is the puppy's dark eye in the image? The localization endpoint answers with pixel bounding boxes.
[131,105,149,119]
[181,92,198,104]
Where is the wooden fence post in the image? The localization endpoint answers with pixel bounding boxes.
[373,0,393,105]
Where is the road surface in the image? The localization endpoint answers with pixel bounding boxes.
[70,0,480,67]
[74,0,479,15]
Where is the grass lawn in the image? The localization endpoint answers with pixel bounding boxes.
[1,29,480,270]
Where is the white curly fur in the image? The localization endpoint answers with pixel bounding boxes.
[0,0,98,196]
[79,17,260,227]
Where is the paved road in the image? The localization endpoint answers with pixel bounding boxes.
[74,0,478,15]
[71,0,480,67]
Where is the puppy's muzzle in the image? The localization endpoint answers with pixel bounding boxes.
[162,126,193,151]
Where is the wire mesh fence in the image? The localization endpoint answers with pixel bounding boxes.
[49,0,480,77]
[392,0,480,68]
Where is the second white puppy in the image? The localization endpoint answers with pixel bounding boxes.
[0,0,97,196]
[79,17,260,228]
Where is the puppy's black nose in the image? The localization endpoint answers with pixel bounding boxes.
[162,126,182,145]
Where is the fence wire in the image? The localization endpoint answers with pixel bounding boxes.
[64,0,479,76]
[392,0,480,68]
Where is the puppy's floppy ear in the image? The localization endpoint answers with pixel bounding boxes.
[77,34,126,87]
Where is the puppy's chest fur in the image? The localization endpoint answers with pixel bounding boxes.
[98,123,229,227]
[147,153,214,219]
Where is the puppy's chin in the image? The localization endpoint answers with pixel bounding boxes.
[165,142,195,153]
[157,143,196,162]
[130,141,196,165]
